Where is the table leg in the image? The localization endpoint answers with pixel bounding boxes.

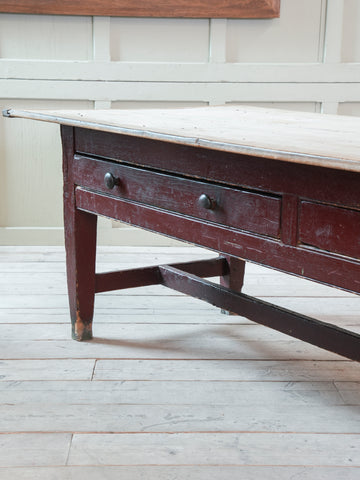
[220,255,246,314]
[64,208,97,341]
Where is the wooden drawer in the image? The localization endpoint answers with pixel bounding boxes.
[73,155,281,238]
[299,201,360,259]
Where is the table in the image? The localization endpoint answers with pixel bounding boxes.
[3,105,360,361]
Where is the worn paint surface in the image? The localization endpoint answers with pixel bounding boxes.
[0,0,281,18]
[60,124,360,360]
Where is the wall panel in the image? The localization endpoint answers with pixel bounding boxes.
[226,0,323,63]
[0,14,93,60]
[228,102,320,113]
[0,0,359,245]
[110,18,209,62]
[338,103,360,116]
[342,0,360,62]
[0,100,92,230]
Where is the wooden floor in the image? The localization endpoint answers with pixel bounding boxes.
[0,245,360,479]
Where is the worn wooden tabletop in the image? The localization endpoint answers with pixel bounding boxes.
[4,105,360,172]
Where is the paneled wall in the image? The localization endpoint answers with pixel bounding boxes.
[1,0,359,245]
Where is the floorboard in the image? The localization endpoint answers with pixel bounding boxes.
[1,466,360,480]
[0,246,359,477]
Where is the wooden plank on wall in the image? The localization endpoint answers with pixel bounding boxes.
[0,0,281,19]
[1,1,359,246]
[2,80,360,102]
[2,61,360,83]
[321,0,345,114]
[92,16,111,62]
[209,19,227,63]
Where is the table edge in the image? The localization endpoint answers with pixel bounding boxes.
[4,108,360,173]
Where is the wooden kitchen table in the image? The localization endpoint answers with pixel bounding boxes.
[4,105,360,361]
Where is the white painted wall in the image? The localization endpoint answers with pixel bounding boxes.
[0,0,359,245]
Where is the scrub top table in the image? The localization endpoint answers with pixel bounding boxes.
[4,105,360,361]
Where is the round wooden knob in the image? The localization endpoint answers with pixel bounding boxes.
[104,172,119,190]
[198,193,215,210]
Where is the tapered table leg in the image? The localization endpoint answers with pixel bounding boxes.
[65,208,97,341]
[61,125,97,341]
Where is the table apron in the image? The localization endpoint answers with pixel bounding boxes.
[75,186,360,295]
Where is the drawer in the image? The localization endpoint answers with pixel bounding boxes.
[73,155,281,238]
[299,201,360,259]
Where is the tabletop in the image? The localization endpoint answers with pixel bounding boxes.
[3,105,360,172]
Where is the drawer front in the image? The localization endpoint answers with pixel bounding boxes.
[299,201,360,259]
[73,155,281,238]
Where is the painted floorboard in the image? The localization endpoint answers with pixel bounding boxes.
[0,338,345,360]
[67,432,360,466]
[0,379,344,405]
[1,466,360,480]
[0,246,359,477]
[2,403,360,433]
[0,433,72,467]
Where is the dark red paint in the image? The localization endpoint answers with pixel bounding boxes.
[61,125,360,361]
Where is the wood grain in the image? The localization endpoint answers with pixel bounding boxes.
[1,246,360,477]
[5,105,360,172]
[75,188,360,295]
[0,379,344,405]
[68,432,360,465]
[299,201,360,260]
[0,359,95,381]
[0,433,72,467]
[73,155,282,239]
[3,403,360,433]
[1,466,360,480]
[0,0,281,19]
[0,330,347,361]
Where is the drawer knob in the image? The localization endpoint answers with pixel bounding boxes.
[104,172,119,190]
[198,193,215,210]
